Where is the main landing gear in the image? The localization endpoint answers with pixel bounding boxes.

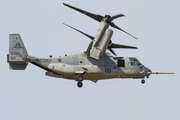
[77,75,83,88]
[141,79,145,84]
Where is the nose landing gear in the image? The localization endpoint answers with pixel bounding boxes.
[141,79,145,84]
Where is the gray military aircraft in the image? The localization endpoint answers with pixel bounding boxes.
[7,3,174,88]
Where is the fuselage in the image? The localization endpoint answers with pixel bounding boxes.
[7,3,174,88]
[28,52,151,81]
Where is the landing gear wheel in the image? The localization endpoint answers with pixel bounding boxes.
[78,75,83,81]
[77,81,83,88]
[141,79,145,84]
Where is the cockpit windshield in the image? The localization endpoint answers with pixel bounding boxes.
[129,58,142,66]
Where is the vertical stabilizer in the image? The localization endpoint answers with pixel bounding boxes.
[8,34,28,70]
[9,34,28,61]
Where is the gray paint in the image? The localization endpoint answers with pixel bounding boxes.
[8,34,153,82]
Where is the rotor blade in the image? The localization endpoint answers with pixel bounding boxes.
[110,22,138,39]
[109,43,138,49]
[107,48,117,56]
[109,14,125,22]
[63,23,94,40]
[63,3,103,22]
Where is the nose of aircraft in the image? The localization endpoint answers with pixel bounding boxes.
[141,66,152,73]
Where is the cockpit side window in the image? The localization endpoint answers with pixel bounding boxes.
[130,58,141,66]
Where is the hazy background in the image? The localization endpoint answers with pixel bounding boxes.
[1,0,179,120]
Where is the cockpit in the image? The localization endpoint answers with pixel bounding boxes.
[129,57,142,66]
[114,57,143,68]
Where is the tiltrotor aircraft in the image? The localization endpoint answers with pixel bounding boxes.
[7,3,174,88]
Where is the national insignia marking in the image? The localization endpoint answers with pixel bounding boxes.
[57,58,62,62]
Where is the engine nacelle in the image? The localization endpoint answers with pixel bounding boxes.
[90,28,113,60]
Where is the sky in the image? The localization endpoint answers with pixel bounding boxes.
[1,0,180,120]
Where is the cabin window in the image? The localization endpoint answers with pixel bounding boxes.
[118,60,125,67]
